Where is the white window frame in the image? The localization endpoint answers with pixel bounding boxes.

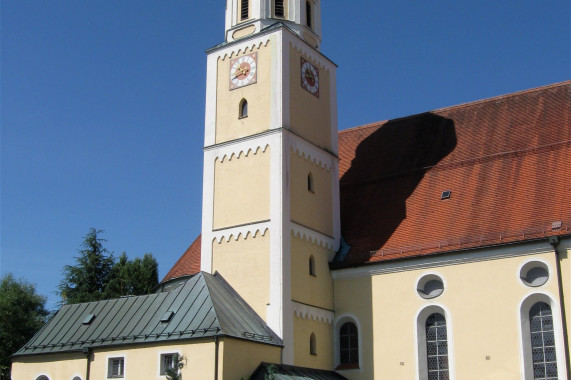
[334,313,362,371]
[414,304,455,380]
[106,355,126,379]
[518,291,568,380]
[158,350,182,377]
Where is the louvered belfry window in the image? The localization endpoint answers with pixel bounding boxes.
[426,313,449,380]
[275,0,285,17]
[241,0,249,20]
[306,2,312,28]
[530,302,558,379]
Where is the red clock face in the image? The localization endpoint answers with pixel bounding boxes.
[230,53,258,90]
[301,58,319,97]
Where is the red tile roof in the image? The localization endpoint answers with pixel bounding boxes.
[165,81,570,276]
[338,81,571,266]
[162,235,201,282]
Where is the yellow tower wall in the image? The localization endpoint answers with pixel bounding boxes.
[212,231,271,320]
[290,233,334,310]
[219,338,281,379]
[289,150,333,237]
[293,316,334,370]
[288,46,332,151]
[334,249,566,380]
[213,146,271,230]
[216,42,273,144]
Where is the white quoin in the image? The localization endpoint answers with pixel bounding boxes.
[224,0,322,47]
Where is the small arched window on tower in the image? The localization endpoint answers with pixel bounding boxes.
[309,255,316,276]
[239,99,248,119]
[307,172,314,193]
[275,0,285,18]
[310,333,317,355]
[306,1,312,29]
[241,0,249,21]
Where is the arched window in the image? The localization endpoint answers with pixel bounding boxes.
[425,313,449,380]
[241,0,249,20]
[306,1,312,29]
[339,322,358,366]
[239,99,248,118]
[310,333,317,355]
[307,172,314,192]
[309,255,316,276]
[275,0,285,18]
[529,302,558,379]
[72,377,82,380]
[36,376,49,380]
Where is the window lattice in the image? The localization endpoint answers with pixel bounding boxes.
[530,302,558,379]
[426,313,449,380]
[340,322,358,365]
[275,0,285,17]
[241,0,249,20]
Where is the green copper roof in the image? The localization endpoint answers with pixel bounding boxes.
[14,272,281,357]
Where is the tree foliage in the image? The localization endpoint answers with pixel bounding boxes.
[58,228,159,305]
[165,354,186,380]
[0,274,49,380]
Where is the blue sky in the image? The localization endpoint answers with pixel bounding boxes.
[1,0,569,310]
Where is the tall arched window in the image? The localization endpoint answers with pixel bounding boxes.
[36,376,49,380]
[309,255,316,276]
[241,0,249,20]
[275,0,285,18]
[239,99,248,118]
[425,313,449,380]
[306,1,312,29]
[310,333,317,355]
[340,322,358,366]
[529,302,558,379]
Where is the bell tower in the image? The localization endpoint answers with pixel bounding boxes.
[201,0,339,367]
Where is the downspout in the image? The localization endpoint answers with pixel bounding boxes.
[82,348,92,380]
[548,236,570,376]
[214,335,219,380]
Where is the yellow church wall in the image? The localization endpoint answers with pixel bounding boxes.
[334,250,565,380]
[11,353,86,380]
[289,151,333,237]
[560,243,571,358]
[218,338,281,380]
[212,231,271,320]
[290,233,334,310]
[293,316,334,370]
[288,46,332,151]
[213,147,270,230]
[216,42,272,144]
[12,341,217,380]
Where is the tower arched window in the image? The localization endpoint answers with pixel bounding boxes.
[239,99,248,118]
[529,302,558,379]
[310,333,317,355]
[306,1,312,29]
[275,0,285,18]
[309,255,316,276]
[240,0,249,20]
[425,313,449,380]
[307,172,314,192]
[36,376,49,380]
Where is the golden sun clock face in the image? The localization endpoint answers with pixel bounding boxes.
[229,53,257,90]
[301,58,319,97]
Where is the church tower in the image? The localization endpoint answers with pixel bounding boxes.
[201,0,339,366]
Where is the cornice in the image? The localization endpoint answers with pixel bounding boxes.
[292,301,334,324]
[212,221,270,243]
[291,223,335,250]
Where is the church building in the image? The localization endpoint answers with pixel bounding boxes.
[11,1,570,379]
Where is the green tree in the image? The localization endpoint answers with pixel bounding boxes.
[105,252,159,297]
[165,354,186,380]
[0,274,49,380]
[58,228,115,305]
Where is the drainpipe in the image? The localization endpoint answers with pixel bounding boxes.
[82,348,92,380]
[548,236,570,376]
[214,335,219,380]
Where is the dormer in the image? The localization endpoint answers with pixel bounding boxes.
[224,0,322,48]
